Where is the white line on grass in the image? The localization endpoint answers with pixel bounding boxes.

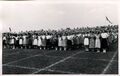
[32,51,84,74]
[44,55,65,58]
[3,64,39,70]
[44,54,118,62]
[3,50,57,65]
[46,69,75,74]
[70,57,118,62]
[101,51,118,74]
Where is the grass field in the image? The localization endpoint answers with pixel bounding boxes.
[2,42,118,74]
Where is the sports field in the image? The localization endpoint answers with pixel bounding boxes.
[2,42,118,74]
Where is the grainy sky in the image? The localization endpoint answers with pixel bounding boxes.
[0,2,118,32]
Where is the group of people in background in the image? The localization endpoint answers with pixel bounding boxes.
[2,25,118,53]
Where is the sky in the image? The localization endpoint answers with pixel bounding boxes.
[0,2,118,32]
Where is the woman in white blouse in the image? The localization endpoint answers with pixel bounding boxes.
[84,32,89,51]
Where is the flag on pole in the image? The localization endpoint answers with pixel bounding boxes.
[106,16,112,24]
[9,27,11,32]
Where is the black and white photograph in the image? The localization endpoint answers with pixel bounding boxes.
[0,0,119,75]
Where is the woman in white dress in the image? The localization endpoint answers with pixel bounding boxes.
[62,35,68,51]
[81,32,85,48]
[76,35,80,49]
[54,35,58,50]
[23,34,27,49]
[95,31,101,52]
[10,35,15,49]
[37,35,42,49]
[58,35,63,51]
[32,34,38,49]
[84,32,89,51]
[42,35,47,50]
[19,34,23,49]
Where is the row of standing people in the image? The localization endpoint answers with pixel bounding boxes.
[3,30,118,53]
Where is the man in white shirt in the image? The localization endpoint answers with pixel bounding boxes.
[100,30,109,53]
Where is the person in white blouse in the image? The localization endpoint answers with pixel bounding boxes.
[37,34,42,49]
[32,34,38,49]
[95,31,101,52]
[42,35,47,50]
[10,34,15,49]
[23,34,27,49]
[58,35,63,51]
[62,34,68,51]
[100,30,109,53]
[19,34,23,49]
[84,32,89,51]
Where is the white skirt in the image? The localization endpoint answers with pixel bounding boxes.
[58,39,63,46]
[84,38,89,45]
[19,39,23,45]
[33,39,38,45]
[62,39,67,47]
[37,39,42,46]
[95,39,101,48]
[23,39,27,45]
[10,39,14,44]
